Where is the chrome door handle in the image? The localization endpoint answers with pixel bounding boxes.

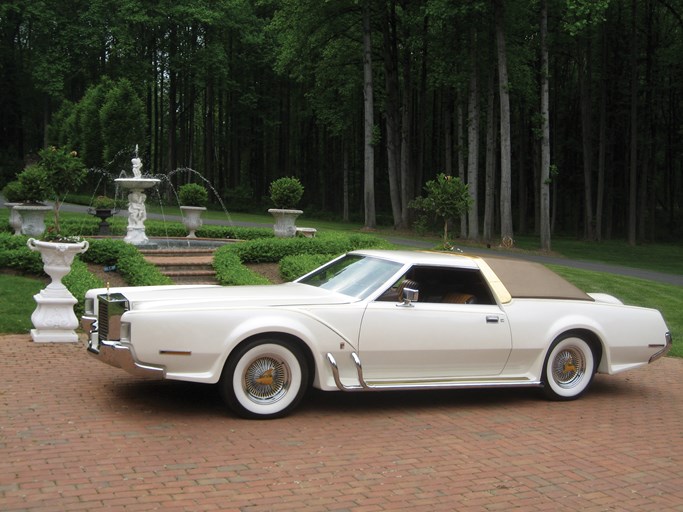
[486,315,499,323]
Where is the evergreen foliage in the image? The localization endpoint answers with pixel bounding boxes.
[1,1,682,243]
[178,183,209,207]
[269,177,304,209]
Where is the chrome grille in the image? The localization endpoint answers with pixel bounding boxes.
[97,293,129,341]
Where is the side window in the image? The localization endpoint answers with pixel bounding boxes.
[409,266,495,305]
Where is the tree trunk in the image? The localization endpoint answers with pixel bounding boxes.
[596,24,607,242]
[540,0,551,251]
[457,100,467,238]
[444,89,453,177]
[343,141,349,222]
[484,69,496,243]
[399,29,413,229]
[579,38,594,240]
[363,0,376,229]
[168,26,178,175]
[467,29,479,241]
[382,0,402,228]
[495,0,513,245]
[627,0,638,246]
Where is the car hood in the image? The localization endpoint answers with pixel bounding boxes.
[96,282,355,312]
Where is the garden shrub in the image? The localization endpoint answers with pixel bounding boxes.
[178,183,209,207]
[82,238,172,286]
[232,231,389,263]
[0,233,43,274]
[269,176,304,209]
[279,254,335,282]
[213,249,269,286]
[63,259,104,316]
[213,231,389,285]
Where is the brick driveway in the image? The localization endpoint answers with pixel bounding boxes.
[1,335,682,512]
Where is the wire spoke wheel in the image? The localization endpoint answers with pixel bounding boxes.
[243,355,290,404]
[551,346,586,389]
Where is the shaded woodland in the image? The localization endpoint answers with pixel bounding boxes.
[1,0,682,246]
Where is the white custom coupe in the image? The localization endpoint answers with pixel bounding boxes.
[82,250,672,419]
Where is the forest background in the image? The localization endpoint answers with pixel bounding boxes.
[1,0,682,249]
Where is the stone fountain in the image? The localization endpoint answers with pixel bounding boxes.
[115,146,160,247]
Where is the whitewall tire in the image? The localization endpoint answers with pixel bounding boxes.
[542,335,596,400]
[220,338,308,419]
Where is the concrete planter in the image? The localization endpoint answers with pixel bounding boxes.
[4,202,22,235]
[14,204,52,237]
[180,206,206,238]
[268,208,303,238]
[27,238,89,342]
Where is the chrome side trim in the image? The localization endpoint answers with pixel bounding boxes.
[649,332,672,364]
[88,339,165,380]
[326,352,541,392]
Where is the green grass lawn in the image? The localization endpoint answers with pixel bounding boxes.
[0,273,45,334]
[515,235,683,276]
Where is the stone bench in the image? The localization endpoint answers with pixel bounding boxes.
[296,227,317,238]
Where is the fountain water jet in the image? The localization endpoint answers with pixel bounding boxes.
[115,146,160,247]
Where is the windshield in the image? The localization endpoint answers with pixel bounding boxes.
[297,254,403,299]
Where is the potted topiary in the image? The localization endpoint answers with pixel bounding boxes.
[88,195,118,235]
[14,147,89,343]
[13,146,87,237]
[267,176,304,237]
[13,164,53,237]
[178,183,209,237]
[2,179,25,235]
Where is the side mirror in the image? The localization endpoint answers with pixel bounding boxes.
[400,287,419,306]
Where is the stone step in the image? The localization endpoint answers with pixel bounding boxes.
[141,249,218,285]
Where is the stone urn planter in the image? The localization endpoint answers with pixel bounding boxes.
[180,206,206,238]
[27,237,89,343]
[268,208,303,238]
[268,177,304,238]
[88,207,118,235]
[14,204,52,237]
[4,202,22,235]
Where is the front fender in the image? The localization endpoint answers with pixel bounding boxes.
[124,305,360,385]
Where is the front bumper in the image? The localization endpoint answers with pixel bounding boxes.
[87,336,165,380]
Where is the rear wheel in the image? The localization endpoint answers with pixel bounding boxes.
[542,334,596,400]
[220,338,308,419]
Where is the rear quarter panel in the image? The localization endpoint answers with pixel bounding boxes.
[502,299,669,378]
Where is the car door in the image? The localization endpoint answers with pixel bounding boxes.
[357,268,513,382]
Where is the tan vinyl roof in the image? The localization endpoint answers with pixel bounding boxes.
[481,257,593,301]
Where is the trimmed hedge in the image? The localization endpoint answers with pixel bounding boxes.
[1,211,274,241]
[63,259,105,317]
[3,217,391,292]
[213,249,270,286]
[213,231,390,285]
[231,232,390,263]
[279,254,335,282]
[0,233,43,274]
[82,239,172,286]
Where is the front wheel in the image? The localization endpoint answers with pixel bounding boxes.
[219,338,308,419]
[542,335,596,400]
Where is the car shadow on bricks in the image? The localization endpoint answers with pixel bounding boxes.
[106,378,227,417]
[299,386,540,415]
[94,372,647,420]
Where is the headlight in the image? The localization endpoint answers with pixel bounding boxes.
[84,297,95,316]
